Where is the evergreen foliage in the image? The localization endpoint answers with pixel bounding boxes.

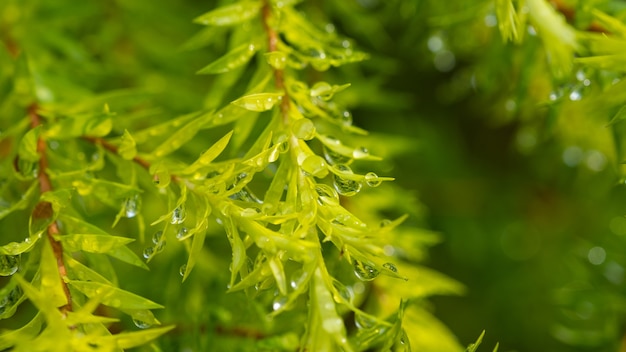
[0,0,468,351]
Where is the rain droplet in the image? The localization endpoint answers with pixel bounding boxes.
[0,255,19,276]
[333,280,354,303]
[339,110,352,126]
[290,269,307,290]
[315,184,339,206]
[292,118,316,140]
[152,231,163,244]
[240,207,261,218]
[355,313,377,329]
[325,135,341,146]
[272,295,288,311]
[352,146,369,159]
[155,239,166,252]
[333,165,362,196]
[176,227,188,240]
[171,206,186,224]
[310,82,333,100]
[353,259,380,281]
[133,318,152,329]
[323,146,351,165]
[380,219,392,227]
[301,155,328,178]
[143,247,154,259]
[382,262,398,273]
[364,172,381,187]
[179,264,187,277]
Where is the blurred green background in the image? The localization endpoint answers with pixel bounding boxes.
[3,0,626,350]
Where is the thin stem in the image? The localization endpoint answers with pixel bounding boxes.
[28,104,73,314]
[261,0,291,124]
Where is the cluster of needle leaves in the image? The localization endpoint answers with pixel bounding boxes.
[0,0,471,351]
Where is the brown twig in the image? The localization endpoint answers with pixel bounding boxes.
[83,136,151,170]
[28,104,73,314]
[261,0,291,124]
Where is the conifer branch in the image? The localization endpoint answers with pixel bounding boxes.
[261,0,291,124]
[28,104,73,314]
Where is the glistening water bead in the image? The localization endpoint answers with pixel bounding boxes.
[353,259,380,281]
[333,164,362,196]
[364,172,381,187]
[123,194,140,218]
[171,206,186,224]
[292,118,316,140]
[0,255,19,276]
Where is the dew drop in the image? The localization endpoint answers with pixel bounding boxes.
[240,207,261,218]
[382,262,398,273]
[364,172,381,187]
[155,239,166,252]
[0,255,19,276]
[333,280,354,303]
[333,165,362,197]
[315,184,339,206]
[176,227,188,240]
[152,231,163,244]
[171,206,186,224]
[301,155,328,178]
[124,194,139,218]
[272,295,288,311]
[290,269,307,290]
[323,146,351,165]
[143,247,154,259]
[352,146,370,159]
[355,313,377,329]
[340,110,352,126]
[353,259,380,281]
[292,118,316,140]
[310,82,333,99]
[133,318,152,329]
[179,264,187,277]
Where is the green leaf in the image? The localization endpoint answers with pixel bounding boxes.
[151,111,215,158]
[194,1,262,26]
[181,131,233,175]
[312,267,351,351]
[98,325,175,349]
[197,42,260,74]
[40,239,69,308]
[45,110,113,139]
[60,234,134,253]
[231,93,284,112]
[64,254,113,284]
[18,126,41,163]
[0,235,40,255]
[466,330,485,352]
[182,222,207,282]
[68,280,163,310]
[0,313,43,350]
[106,245,149,270]
[118,130,137,160]
[224,217,246,286]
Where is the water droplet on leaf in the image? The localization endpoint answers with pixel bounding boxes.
[352,146,369,159]
[382,262,398,273]
[353,259,379,281]
[179,264,187,277]
[171,206,186,224]
[133,318,152,329]
[272,295,288,311]
[292,118,316,140]
[364,172,381,187]
[333,165,362,196]
[152,231,163,244]
[315,184,339,206]
[323,146,351,165]
[301,155,328,178]
[143,247,154,259]
[176,227,188,240]
[0,255,19,276]
[123,194,140,218]
[355,313,377,329]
